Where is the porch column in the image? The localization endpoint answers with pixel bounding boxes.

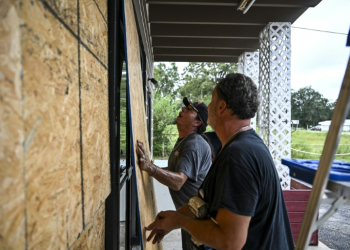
[238,52,259,130]
[258,22,292,190]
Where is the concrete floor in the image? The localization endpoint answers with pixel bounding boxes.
[153,160,333,250]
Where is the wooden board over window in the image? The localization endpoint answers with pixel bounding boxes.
[123,0,162,249]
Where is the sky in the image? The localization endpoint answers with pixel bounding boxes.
[167,0,350,102]
[291,0,350,102]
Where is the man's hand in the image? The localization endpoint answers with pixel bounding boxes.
[146,211,181,244]
[136,140,152,174]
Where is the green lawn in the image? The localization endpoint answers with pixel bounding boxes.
[154,128,350,162]
[291,130,350,162]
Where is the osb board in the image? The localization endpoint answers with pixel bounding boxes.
[124,0,162,249]
[21,1,82,249]
[0,2,25,249]
[80,0,108,67]
[44,0,78,34]
[71,203,105,250]
[80,44,110,225]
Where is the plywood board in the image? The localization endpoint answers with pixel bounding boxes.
[44,0,78,34]
[80,44,110,225]
[0,2,25,249]
[71,202,105,250]
[21,1,81,249]
[80,0,108,67]
[124,0,162,249]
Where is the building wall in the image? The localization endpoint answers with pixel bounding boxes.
[0,0,110,249]
[319,120,350,132]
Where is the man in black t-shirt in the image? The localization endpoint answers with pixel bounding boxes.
[144,73,294,250]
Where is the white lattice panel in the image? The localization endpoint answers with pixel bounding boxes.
[238,52,259,129]
[237,60,243,74]
[258,23,292,190]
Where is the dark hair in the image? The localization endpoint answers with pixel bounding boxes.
[195,114,214,160]
[195,114,207,134]
[216,73,259,119]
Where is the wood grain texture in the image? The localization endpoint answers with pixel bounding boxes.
[80,44,110,225]
[0,1,25,249]
[71,203,105,250]
[79,0,108,67]
[21,1,81,249]
[124,0,162,249]
[44,0,78,34]
[94,0,107,22]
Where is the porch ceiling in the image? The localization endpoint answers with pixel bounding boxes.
[147,0,322,63]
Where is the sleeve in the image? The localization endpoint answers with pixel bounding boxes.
[218,156,259,217]
[175,148,200,182]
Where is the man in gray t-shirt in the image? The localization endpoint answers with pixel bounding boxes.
[136,97,212,250]
[167,133,211,210]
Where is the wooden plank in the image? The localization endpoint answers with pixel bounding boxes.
[0,2,25,249]
[80,44,110,225]
[291,178,312,189]
[287,212,305,223]
[283,190,311,201]
[291,222,302,232]
[124,0,162,249]
[80,0,108,67]
[71,203,106,250]
[282,189,319,246]
[21,1,82,249]
[285,201,308,212]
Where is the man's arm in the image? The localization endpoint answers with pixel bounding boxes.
[180,208,250,250]
[145,161,188,191]
[177,202,195,218]
[146,208,251,250]
[136,140,187,191]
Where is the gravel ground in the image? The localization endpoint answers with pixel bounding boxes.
[319,204,350,250]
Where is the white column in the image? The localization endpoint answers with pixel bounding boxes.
[238,52,259,130]
[258,22,292,190]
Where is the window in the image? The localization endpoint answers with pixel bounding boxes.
[106,0,140,249]
[106,0,151,249]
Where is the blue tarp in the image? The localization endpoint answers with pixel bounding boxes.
[282,159,350,183]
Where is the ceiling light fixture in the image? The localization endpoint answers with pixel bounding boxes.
[237,0,256,14]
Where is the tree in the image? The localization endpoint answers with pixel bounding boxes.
[152,91,178,156]
[151,62,238,156]
[153,62,180,97]
[177,62,238,105]
[291,86,333,128]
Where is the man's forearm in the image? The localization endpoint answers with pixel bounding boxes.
[147,162,186,191]
[177,209,249,250]
[177,215,224,249]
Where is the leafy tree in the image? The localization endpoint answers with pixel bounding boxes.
[152,91,179,156]
[153,62,180,97]
[177,62,238,105]
[151,62,237,156]
[330,99,350,120]
[291,86,333,128]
